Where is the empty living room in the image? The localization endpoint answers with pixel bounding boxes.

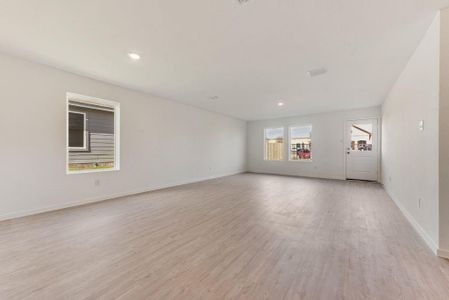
[2,0,449,299]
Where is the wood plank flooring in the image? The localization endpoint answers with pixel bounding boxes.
[1,173,448,299]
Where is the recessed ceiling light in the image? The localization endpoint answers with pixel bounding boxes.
[128,52,141,60]
[277,102,284,107]
[307,67,327,77]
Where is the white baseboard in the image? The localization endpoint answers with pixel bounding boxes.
[0,170,246,222]
[437,248,449,259]
[384,186,439,255]
[247,171,346,181]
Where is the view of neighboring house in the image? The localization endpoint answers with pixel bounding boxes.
[351,124,373,151]
[68,101,115,171]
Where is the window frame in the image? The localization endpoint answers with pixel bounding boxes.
[264,127,285,161]
[288,125,313,162]
[68,111,88,151]
[66,92,121,175]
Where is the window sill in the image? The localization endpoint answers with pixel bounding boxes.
[66,167,120,175]
[289,159,313,163]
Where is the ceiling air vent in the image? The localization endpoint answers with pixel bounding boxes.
[307,68,327,77]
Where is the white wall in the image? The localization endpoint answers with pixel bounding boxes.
[439,8,449,256]
[382,13,440,253]
[0,53,247,220]
[247,107,381,180]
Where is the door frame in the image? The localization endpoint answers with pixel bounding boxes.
[343,117,381,182]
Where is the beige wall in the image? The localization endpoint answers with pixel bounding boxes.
[382,13,440,253]
[0,53,247,220]
[439,8,449,254]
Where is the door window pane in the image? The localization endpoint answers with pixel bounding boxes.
[351,123,373,151]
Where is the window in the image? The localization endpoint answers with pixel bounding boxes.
[67,93,120,174]
[264,128,284,160]
[289,125,312,161]
[68,111,87,150]
[350,123,373,151]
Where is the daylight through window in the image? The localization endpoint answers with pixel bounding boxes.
[350,123,373,151]
[289,125,312,161]
[264,128,284,160]
[67,93,120,173]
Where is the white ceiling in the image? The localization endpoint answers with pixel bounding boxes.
[0,0,448,120]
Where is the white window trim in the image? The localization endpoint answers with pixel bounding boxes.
[263,127,285,161]
[288,125,313,162]
[66,92,121,175]
[68,111,88,151]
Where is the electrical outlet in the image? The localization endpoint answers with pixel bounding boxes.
[94,179,100,187]
[418,197,422,209]
[419,120,424,131]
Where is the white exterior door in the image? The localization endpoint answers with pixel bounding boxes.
[345,118,379,181]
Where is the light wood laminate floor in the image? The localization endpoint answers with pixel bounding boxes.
[1,173,449,299]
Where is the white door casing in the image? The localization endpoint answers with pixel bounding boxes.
[345,118,379,181]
